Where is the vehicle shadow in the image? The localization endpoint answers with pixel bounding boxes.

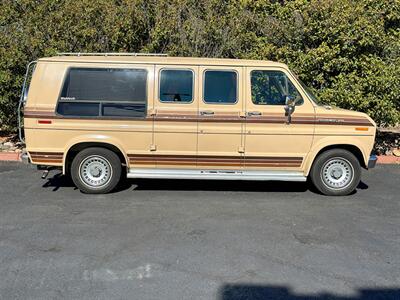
[41,172,369,194]
[41,172,76,192]
[218,284,400,300]
[128,178,310,193]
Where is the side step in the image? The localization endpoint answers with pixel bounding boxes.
[127,168,307,182]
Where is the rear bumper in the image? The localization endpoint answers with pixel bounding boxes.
[368,155,377,169]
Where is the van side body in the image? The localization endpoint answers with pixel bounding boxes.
[23,55,376,195]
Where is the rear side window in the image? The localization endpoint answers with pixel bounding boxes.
[159,69,193,103]
[251,70,303,105]
[57,68,147,117]
[204,70,237,104]
[57,102,99,116]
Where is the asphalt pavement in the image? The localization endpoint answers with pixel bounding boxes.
[0,162,399,300]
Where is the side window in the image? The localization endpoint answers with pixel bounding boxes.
[159,69,193,103]
[204,70,237,104]
[251,70,303,105]
[57,68,147,117]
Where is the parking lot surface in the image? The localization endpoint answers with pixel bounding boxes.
[0,162,399,299]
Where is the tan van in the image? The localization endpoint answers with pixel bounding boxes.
[19,53,377,195]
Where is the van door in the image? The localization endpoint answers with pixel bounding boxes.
[151,65,198,168]
[197,66,244,169]
[244,67,314,170]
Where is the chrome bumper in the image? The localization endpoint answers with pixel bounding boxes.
[368,155,377,169]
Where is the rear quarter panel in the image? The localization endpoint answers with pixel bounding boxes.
[24,61,154,171]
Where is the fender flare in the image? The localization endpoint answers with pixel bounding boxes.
[62,134,128,174]
[303,137,368,176]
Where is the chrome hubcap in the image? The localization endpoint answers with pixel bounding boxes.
[321,157,354,190]
[79,155,112,188]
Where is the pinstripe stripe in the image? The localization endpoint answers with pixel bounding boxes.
[24,110,373,126]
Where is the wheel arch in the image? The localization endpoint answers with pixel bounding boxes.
[63,138,128,174]
[304,143,366,176]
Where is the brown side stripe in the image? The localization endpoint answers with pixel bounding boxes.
[129,159,301,163]
[128,154,302,160]
[128,154,303,167]
[24,111,55,117]
[31,159,63,164]
[29,151,63,157]
[29,151,63,164]
[128,161,301,167]
[23,110,373,126]
[30,156,63,161]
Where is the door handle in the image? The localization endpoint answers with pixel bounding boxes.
[200,110,215,115]
[247,111,262,116]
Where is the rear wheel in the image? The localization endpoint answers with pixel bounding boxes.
[310,149,361,196]
[71,147,121,194]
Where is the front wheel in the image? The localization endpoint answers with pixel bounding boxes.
[310,149,361,196]
[71,147,122,194]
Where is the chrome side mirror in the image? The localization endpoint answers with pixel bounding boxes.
[284,95,296,124]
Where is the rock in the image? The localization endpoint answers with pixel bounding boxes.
[393,149,400,157]
[3,141,13,147]
[1,144,11,150]
[375,129,400,155]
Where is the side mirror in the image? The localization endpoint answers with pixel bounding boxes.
[284,95,296,124]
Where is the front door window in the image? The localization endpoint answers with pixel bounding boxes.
[250,70,303,106]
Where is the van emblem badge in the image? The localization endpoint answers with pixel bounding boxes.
[318,118,344,123]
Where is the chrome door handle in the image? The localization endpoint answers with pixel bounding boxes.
[200,110,215,115]
[247,111,262,116]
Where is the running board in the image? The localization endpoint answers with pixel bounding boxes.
[127,168,307,182]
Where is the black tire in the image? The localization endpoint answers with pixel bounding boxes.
[310,149,361,196]
[70,147,122,194]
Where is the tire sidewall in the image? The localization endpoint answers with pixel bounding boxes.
[310,149,361,196]
[71,147,121,194]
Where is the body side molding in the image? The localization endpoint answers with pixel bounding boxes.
[127,168,307,181]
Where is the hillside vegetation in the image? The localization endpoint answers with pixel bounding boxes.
[1,0,399,132]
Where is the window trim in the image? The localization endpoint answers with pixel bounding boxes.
[250,69,304,107]
[55,66,149,119]
[158,68,195,104]
[202,69,239,105]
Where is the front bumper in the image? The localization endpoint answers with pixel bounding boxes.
[368,155,377,169]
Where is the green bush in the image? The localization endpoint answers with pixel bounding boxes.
[1,0,399,132]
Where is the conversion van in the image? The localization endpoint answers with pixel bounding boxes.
[19,53,377,195]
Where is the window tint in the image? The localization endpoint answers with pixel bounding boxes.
[57,102,99,116]
[57,68,147,117]
[204,71,237,104]
[102,103,146,117]
[251,70,303,105]
[159,69,193,102]
[61,68,147,102]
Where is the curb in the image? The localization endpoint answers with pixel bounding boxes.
[0,152,22,162]
[377,155,400,164]
[0,152,399,164]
